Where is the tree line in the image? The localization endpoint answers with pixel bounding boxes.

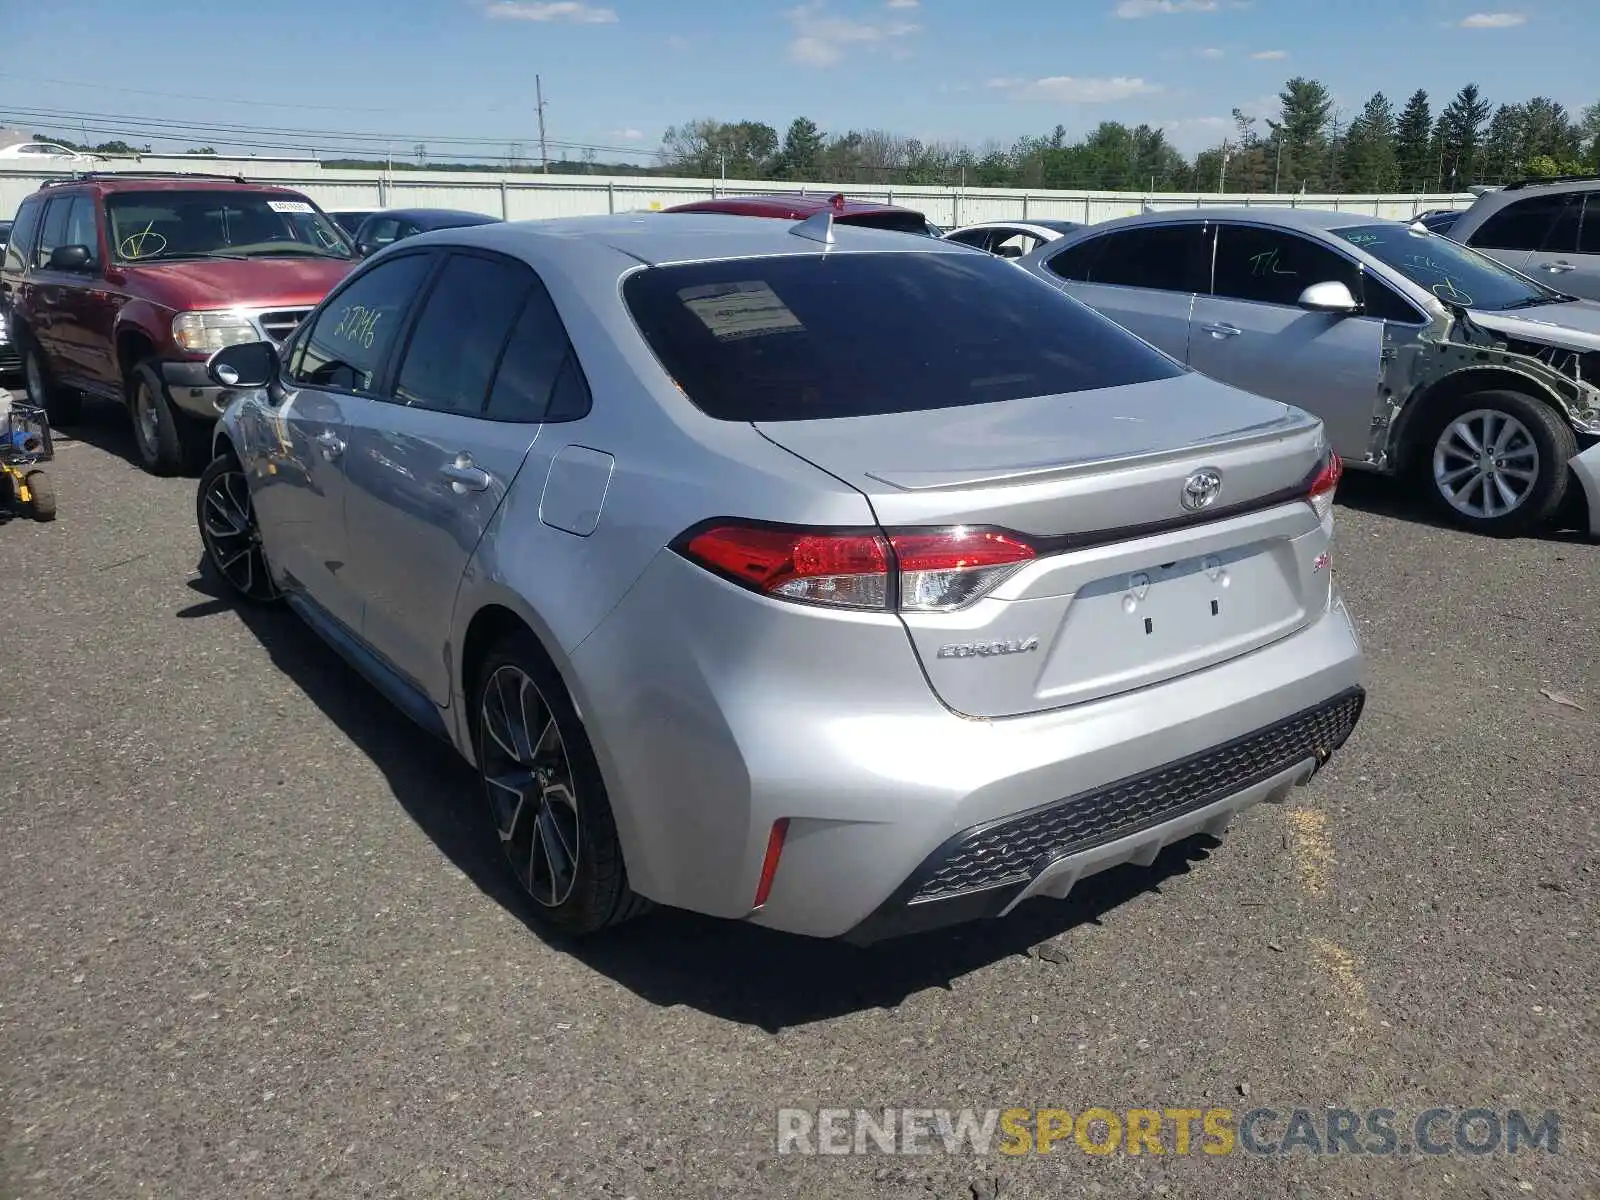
[659,81,1600,194]
[29,79,1600,193]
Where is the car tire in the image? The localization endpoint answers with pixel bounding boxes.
[196,452,280,603]
[1416,388,1576,537]
[22,340,82,426]
[472,629,649,938]
[129,360,209,477]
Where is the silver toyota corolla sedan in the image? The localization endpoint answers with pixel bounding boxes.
[194,210,1365,944]
[1017,208,1600,538]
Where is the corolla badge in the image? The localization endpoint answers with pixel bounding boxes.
[937,637,1041,659]
[1181,467,1224,512]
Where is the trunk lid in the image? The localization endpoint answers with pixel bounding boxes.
[756,372,1332,718]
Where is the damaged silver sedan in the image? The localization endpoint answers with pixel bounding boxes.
[1019,207,1600,537]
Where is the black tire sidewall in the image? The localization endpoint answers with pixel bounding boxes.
[471,631,632,937]
[1416,389,1576,536]
[22,339,81,426]
[130,361,183,476]
[195,452,278,603]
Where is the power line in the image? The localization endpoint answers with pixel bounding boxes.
[3,104,653,161]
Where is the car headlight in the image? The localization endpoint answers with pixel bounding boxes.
[172,310,258,354]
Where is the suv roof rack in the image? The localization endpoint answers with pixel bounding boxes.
[1500,173,1600,191]
[40,170,250,187]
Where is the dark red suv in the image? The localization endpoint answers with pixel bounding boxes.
[0,173,357,474]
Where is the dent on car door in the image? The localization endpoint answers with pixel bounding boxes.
[1042,223,1207,361]
[342,249,576,706]
[1187,223,1383,459]
[256,249,438,633]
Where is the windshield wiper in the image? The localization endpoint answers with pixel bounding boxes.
[1508,294,1571,309]
[130,250,249,262]
[238,246,350,259]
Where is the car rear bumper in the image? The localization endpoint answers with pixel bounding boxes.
[569,551,1366,941]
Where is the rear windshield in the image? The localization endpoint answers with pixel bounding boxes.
[622,251,1184,421]
[836,210,935,236]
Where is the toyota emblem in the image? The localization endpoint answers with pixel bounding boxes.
[1181,468,1223,512]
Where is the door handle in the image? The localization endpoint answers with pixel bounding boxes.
[314,430,345,461]
[439,454,491,494]
[1540,260,1576,273]
[1201,322,1242,338]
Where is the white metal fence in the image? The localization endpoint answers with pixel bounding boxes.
[0,155,1478,228]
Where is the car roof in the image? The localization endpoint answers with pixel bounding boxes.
[33,174,310,197]
[661,193,926,220]
[1071,206,1389,237]
[376,207,501,226]
[397,211,972,270]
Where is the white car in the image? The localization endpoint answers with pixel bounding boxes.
[944,219,1086,259]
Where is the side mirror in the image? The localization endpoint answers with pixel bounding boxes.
[994,244,1024,259]
[355,241,377,258]
[206,341,281,389]
[49,244,92,271]
[1297,280,1361,314]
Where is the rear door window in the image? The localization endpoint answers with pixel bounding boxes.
[4,197,45,274]
[1577,194,1600,255]
[391,253,530,415]
[485,279,591,423]
[1080,225,1210,292]
[1211,224,1360,307]
[1468,194,1565,252]
[621,250,1185,422]
[1045,235,1106,282]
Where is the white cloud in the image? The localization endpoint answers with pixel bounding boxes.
[1114,0,1219,17]
[1250,48,1287,59]
[989,75,1163,102]
[485,1,618,22]
[886,0,919,7]
[786,2,919,67]
[1199,46,1225,58]
[666,33,690,49]
[1459,11,1526,26]
[609,128,645,140]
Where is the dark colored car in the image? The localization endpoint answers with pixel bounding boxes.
[1413,208,1464,236]
[328,209,377,237]
[1,172,358,474]
[351,208,501,258]
[661,193,940,236]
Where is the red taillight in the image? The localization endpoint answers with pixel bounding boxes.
[678,523,1036,612]
[683,525,892,609]
[753,818,790,910]
[1308,453,1343,521]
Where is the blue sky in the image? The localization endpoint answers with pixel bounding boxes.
[3,0,1594,162]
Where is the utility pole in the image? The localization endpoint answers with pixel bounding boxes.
[535,74,549,173]
[1273,135,1283,193]
[1218,140,1230,193]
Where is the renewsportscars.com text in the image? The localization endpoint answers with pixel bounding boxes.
[776,1106,1560,1158]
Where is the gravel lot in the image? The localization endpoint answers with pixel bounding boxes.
[2,394,1596,1200]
